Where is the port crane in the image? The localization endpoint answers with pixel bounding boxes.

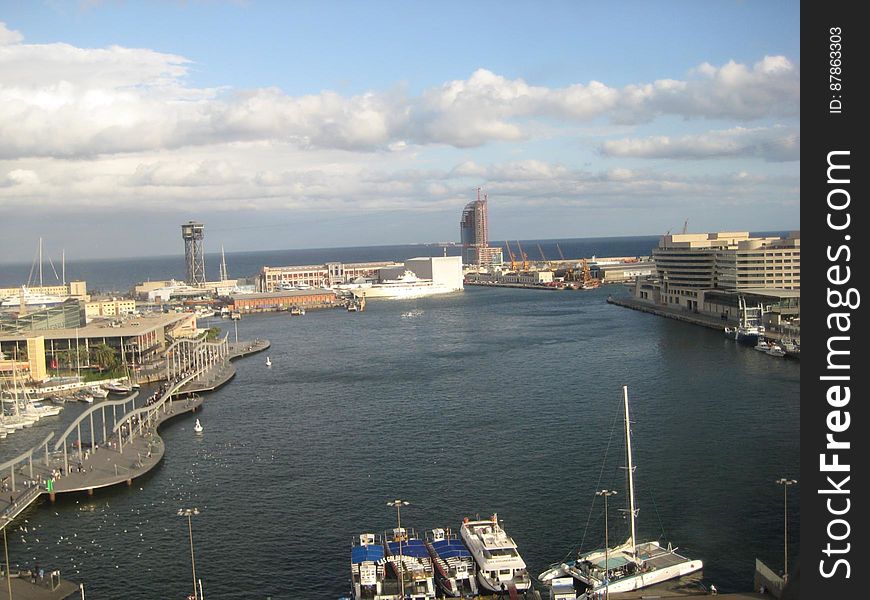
[515,241,530,271]
[504,242,518,272]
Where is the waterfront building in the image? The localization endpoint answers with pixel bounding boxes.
[0,299,86,335]
[0,312,197,381]
[85,298,137,320]
[631,231,800,328]
[257,261,402,292]
[592,260,655,283]
[0,335,48,383]
[460,189,503,268]
[230,289,338,312]
[638,232,800,310]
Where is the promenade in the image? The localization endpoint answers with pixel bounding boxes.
[1,337,269,527]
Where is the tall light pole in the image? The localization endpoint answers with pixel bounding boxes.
[776,478,797,581]
[3,517,12,600]
[387,499,409,598]
[178,507,200,600]
[596,489,618,600]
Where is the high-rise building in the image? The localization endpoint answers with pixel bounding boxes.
[181,221,206,286]
[460,189,503,267]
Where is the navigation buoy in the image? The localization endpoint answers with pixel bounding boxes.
[194,419,203,434]
[266,357,272,367]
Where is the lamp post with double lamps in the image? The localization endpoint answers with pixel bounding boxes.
[177,507,201,600]
[387,499,409,598]
[596,489,618,600]
[775,478,797,581]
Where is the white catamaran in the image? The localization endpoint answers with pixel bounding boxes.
[539,386,703,598]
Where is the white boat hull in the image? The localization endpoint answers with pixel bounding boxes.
[352,284,458,300]
[582,558,703,597]
[477,571,532,593]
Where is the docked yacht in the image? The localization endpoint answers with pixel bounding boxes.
[103,380,133,394]
[539,386,703,599]
[424,527,478,597]
[347,271,456,300]
[459,514,532,593]
[383,528,436,600]
[350,533,392,600]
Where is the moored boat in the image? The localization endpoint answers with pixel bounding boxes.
[538,386,702,599]
[459,514,532,594]
[424,527,478,597]
[103,380,133,394]
[350,533,391,599]
[383,527,436,599]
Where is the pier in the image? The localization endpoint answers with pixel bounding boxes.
[1,335,269,529]
[607,296,796,345]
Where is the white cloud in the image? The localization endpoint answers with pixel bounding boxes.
[0,25,800,159]
[0,22,23,46]
[601,126,800,161]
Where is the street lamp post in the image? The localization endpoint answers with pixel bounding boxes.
[776,478,797,581]
[3,517,13,600]
[178,507,201,600]
[387,499,409,599]
[596,489,618,600]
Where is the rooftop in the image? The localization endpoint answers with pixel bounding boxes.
[0,312,192,342]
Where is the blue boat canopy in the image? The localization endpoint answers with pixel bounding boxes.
[352,544,385,564]
[432,539,472,559]
[387,539,429,558]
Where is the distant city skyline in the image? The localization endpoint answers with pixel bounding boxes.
[0,1,799,262]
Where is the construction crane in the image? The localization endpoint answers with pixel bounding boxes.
[515,240,530,271]
[555,243,574,280]
[504,242,518,272]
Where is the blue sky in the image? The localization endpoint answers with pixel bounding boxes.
[0,1,800,261]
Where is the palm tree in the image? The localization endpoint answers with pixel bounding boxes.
[91,343,118,372]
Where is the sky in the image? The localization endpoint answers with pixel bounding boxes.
[0,0,800,262]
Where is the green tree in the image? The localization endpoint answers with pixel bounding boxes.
[91,343,118,372]
[205,327,222,341]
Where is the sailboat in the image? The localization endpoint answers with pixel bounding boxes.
[194,418,204,434]
[539,386,703,598]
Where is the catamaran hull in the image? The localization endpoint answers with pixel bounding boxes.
[578,559,703,597]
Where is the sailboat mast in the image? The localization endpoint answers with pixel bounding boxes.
[39,237,44,288]
[623,385,637,555]
[62,248,66,285]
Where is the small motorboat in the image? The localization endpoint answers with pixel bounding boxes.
[766,344,787,358]
[194,418,203,434]
[266,357,272,367]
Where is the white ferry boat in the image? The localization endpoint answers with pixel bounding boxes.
[345,271,456,300]
[539,386,703,599]
[459,514,532,593]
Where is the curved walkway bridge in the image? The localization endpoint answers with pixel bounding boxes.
[1,336,269,530]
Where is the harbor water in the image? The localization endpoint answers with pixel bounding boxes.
[2,284,799,598]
